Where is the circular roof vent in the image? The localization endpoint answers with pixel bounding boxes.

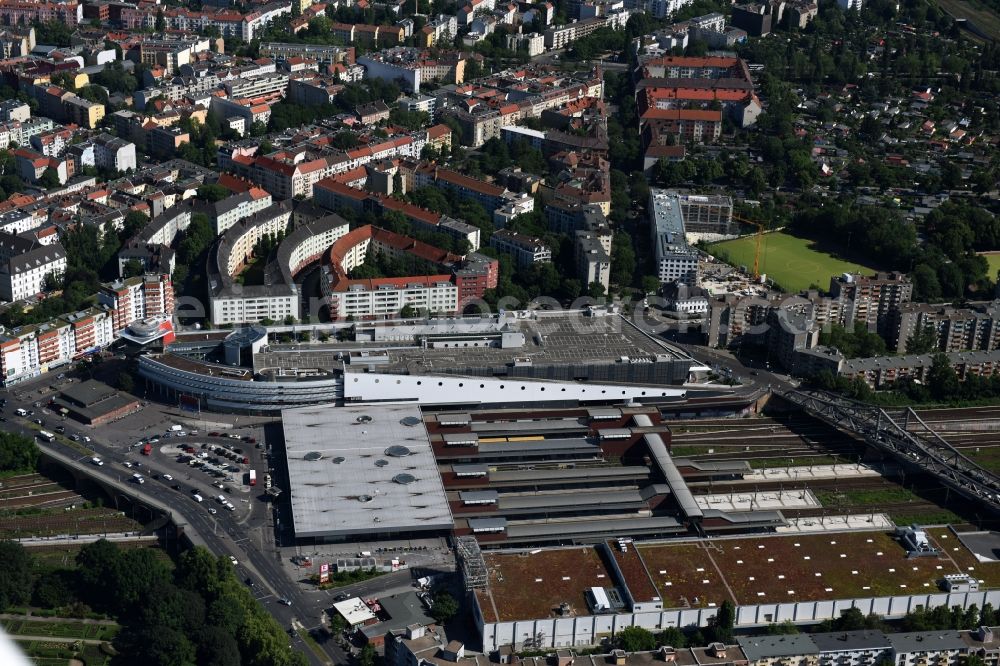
[374,459,389,467]
[356,415,373,424]
[332,456,345,464]
[393,473,416,485]
[303,452,322,462]
[357,494,373,503]
[384,445,412,457]
[400,416,421,427]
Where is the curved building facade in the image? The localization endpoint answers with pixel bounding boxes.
[138,352,687,413]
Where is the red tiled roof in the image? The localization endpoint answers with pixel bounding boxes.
[641,108,722,122]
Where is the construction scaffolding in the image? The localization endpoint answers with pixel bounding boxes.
[456,535,488,589]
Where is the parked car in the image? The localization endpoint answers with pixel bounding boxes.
[229,556,238,566]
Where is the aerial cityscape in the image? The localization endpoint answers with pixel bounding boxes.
[0,0,998,663]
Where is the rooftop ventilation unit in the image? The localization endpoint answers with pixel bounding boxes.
[393,473,416,485]
[400,416,421,427]
[303,452,322,461]
[385,445,413,457]
[332,456,346,464]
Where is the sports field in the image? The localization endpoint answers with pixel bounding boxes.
[707,231,878,292]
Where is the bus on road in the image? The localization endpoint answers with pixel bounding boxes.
[37,431,55,442]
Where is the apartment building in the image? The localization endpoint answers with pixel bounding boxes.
[97,273,174,335]
[675,193,734,235]
[890,301,1000,354]
[93,133,137,173]
[200,188,273,235]
[223,72,290,100]
[0,0,82,27]
[829,272,913,337]
[489,229,551,267]
[0,233,67,302]
[323,225,496,319]
[260,42,355,65]
[575,229,611,291]
[414,164,509,212]
[650,189,698,284]
[63,95,105,129]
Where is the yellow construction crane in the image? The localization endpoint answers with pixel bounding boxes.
[732,215,765,280]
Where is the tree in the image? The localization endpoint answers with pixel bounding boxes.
[641,275,660,296]
[118,371,135,393]
[833,607,868,631]
[123,259,145,278]
[657,627,687,648]
[155,8,166,31]
[928,353,960,402]
[906,325,939,354]
[197,625,242,666]
[38,167,60,188]
[430,590,458,624]
[588,281,606,299]
[710,600,735,643]
[360,644,376,666]
[198,183,231,202]
[42,270,63,292]
[616,626,657,652]
[0,541,33,610]
[610,232,636,287]
[0,432,38,473]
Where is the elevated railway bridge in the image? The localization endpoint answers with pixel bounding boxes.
[782,389,1000,513]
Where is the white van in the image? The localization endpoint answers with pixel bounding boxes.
[15,408,27,416]
[192,494,204,503]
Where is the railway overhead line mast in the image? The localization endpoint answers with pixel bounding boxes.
[782,389,1000,513]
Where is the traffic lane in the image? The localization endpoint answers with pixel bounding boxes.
[7,420,325,666]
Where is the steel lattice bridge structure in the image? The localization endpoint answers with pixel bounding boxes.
[782,389,1000,513]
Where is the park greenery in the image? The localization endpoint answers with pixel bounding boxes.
[0,539,308,666]
[0,433,39,475]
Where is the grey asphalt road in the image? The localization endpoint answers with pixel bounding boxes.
[0,383,342,666]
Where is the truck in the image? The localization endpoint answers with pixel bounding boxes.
[249,469,257,486]
[142,443,152,456]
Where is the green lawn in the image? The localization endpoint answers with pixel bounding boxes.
[707,231,878,293]
[981,252,1000,281]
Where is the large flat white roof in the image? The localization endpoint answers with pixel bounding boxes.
[332,598,377,625]
[282,403,453,539]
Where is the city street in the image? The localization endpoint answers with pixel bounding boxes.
[0,376,342,665]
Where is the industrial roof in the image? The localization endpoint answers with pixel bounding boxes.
[282,403,453,539]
